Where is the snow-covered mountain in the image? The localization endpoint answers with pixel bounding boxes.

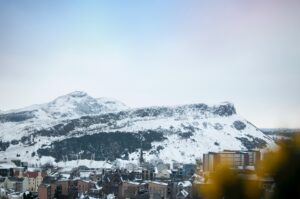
[0,91,128,121]
[0,91,274,168]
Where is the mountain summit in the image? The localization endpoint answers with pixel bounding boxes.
[0,91,128,122]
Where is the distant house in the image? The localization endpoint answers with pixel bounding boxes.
[156,163,170,171]
[90,172,101,182]
[79,171,92,180]
[88,182,103,199]
[171,168,183,180]
[148,181,169,199]
[182,164,196,178]
[0,168,14,177]
[40,176,57,198]
[12,167,25,176]
[77,179,90,194]
[27,171,47,192]
[142,168,155,181]
[50,181,58,199]
[48,179,78,199]
[155,168,171,179]
[16,170,47,192]
[118,181,140,199]
[55,180,70,196]
[174,181,192,199]
[203,150,261,173]
[6,177,28,192]
[38,184,51,199]
[128,170,143,181]
[0,177,8,188]
[102,172,123,197]
[172,162,183,170]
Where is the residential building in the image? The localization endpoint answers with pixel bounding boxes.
[88,183,103,199]
[148,181,169,199]
[155,168,171,179]
[6,177,28,192]
[182,164,196,178]
[38,184,51,199]
[16,170,47,192]
[142,168,155,180]
[0,168,13,177]
[0,177,7,188]
[26,171,47,192]
[102,172,123,197]
[118,181,140,199]
[203,150,261,173]
[55,180,70,196]
[77,179,90,194]
[171,168,183,180]
[41,176,57,199]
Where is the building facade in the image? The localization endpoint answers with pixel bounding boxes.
[148,181,169,199]
[203,150,261,173]
[38,184,51,199]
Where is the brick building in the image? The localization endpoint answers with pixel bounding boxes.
[38,184,51,199]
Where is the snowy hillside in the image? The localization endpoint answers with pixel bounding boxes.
[0,91,274,168]
[0,91,128,141]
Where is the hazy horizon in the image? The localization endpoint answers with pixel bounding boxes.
[1,0,300,128]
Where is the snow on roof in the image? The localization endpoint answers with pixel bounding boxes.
[7,192,23,198]
[80,171,92,178]
[26,167,42,172]
[61,173,70,179]
[178,181,192,187]
[125,181,140,185]
[80,179,90,183]
[150,181,168,186]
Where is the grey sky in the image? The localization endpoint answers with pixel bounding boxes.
[0,0,299,128]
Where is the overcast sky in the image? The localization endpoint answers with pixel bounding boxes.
[0,0,299,128]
